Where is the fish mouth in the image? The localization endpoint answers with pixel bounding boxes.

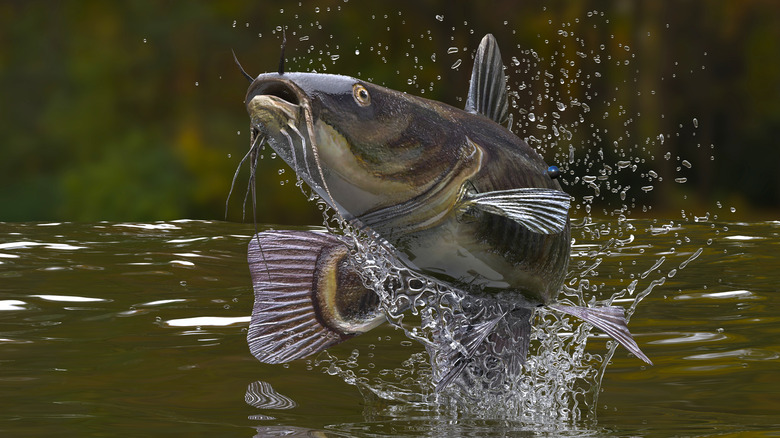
[243,76,340,216]
[246,77,303,139]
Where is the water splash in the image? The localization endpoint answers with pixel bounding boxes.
[235,3,717,427]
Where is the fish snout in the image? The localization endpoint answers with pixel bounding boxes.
[246,78,303,132]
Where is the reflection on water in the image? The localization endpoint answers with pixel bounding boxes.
[0,220,778,436]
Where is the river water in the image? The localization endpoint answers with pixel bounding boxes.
[1,219,778,436]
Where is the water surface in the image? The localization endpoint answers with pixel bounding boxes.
[1,220,778,436]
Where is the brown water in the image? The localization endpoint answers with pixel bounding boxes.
[1,219,778,437]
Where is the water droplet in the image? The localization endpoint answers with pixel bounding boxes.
[195,82,199,86]
[447,46,458,54]
[435,14,444,22]
[330,54,340,61]
[451,59,462,69]
[354,49,360,55]
[682,160,692,169]
[528,113,536,122]
[692,118,698,128]
[730,207,736,213]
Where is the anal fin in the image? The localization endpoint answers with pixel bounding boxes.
[549,303,652,365]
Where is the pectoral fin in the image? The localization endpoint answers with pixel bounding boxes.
[465,34,509,125]
[460,187,570,234]
[247,230,384,364]
[549,304,652,365]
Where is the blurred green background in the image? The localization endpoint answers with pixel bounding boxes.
[1,1,778,224]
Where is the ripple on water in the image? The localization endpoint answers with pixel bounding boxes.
[30,294,108,303]
[674,289,759,301]
[165,316,250,327]
[0,300,27,311]
[649,331,728,345]
[685,348,780,362]
[0,241,86,251]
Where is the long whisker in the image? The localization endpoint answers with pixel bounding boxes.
[225,129,261,219]
[285,123,316,196]
[280,126,315,197]
[278,27,287,75]
[246,132,271,282]
[242,144,259,221]
[231,49,254,82]
[227,126,271,282]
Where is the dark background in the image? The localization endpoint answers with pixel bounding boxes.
[1,1,778,224]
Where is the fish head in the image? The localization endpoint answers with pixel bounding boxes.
[246,72,478,222]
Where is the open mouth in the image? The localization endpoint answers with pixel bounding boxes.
[247,80,300,107]
[243,79,340,215]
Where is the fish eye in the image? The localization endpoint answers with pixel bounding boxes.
[352,84,371,106]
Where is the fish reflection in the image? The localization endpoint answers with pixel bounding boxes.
[245,380,297,410]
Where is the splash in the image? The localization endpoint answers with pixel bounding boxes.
[234,3,716,427]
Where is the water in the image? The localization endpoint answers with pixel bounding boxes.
[2,3,776,436]
[1,219,778,436]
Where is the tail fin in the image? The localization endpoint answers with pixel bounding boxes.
[247,230,385,364]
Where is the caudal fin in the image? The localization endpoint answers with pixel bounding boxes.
[247,230,384,364]
[549,304,652,365]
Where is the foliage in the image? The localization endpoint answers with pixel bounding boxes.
[0,1,777,222]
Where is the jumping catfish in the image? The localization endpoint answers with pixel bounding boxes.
[239,34,651,390]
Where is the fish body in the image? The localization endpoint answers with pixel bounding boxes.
[240,34,650,388]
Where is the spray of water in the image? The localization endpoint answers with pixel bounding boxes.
[234,4,715,428]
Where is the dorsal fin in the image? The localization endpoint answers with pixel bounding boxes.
[465,34,509,125]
